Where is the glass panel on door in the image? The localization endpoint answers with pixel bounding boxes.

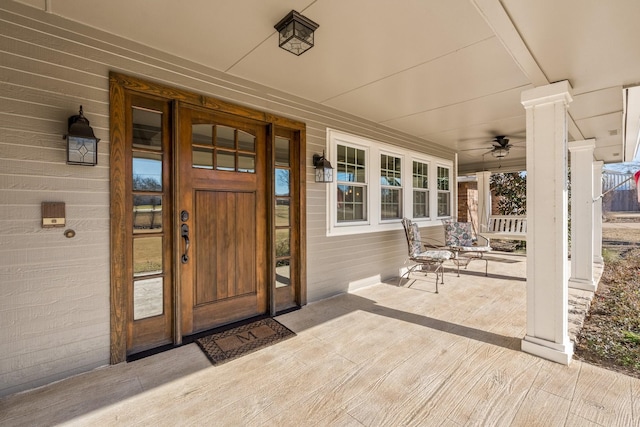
[133,278,164,320]
[132,108,163,150]
[192,124,214,169]
[274,135,292,291]
[276,259,291,288]
[133,154,162,191]
[192,124,258,173]
[129,103,172,349]
[133,195,162,232]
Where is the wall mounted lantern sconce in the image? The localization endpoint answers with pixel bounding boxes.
[313,151,333,183]
[274,10,319,56]
[64,105,99,166]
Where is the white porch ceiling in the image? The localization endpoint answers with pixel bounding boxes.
[20,0,640,173]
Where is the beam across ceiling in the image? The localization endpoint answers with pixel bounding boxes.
[470,0,585,142]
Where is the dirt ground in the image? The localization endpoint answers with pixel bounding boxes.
[603,215,640,244]
[574,214,640,378]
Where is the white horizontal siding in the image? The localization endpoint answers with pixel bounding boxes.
[0,1,455,397]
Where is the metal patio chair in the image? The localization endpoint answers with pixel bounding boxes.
[442,219,492,277]
[400,218,452,293]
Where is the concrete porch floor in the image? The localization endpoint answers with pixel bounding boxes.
[2,253,639,426]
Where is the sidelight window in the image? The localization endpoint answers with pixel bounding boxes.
[275,135,292,289]
[131,106,166,320]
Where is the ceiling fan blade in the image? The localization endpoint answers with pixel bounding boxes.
[460,146,493,152]
[460,135,525,155]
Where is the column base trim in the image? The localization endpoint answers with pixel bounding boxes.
[522,335,573,365]
[568,277,596,292]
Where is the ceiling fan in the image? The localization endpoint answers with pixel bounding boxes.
[462,135,524,159]
[487,136,514,158]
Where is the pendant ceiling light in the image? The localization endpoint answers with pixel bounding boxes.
[274,10,319,56]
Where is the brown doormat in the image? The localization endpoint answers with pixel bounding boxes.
[195,318,295,365]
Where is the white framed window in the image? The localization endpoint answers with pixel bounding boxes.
[437,165,451,217]
[380,153,403,220]
[413,160,429,218]
[336,143,367,223]
[326,129,453,236]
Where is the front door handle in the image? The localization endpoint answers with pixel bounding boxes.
[181,223,190,264]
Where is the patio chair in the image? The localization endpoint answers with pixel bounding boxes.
[442,219,492,277]
[400,218,452,293]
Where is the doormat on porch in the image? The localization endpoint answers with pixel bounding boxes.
[195,318,295,365]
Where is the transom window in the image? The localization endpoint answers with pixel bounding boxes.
[327,129,453,236]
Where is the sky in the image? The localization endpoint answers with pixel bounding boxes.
[603,161,640,174]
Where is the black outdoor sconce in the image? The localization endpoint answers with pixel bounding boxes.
[64,105,99,166]
[274,10,319,56]
[313,151,333,183]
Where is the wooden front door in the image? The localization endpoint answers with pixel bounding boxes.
[177,105,268,335]
[110,73,306,363]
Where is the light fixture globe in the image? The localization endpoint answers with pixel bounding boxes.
[275,10,319,56]
[491,147,508,159]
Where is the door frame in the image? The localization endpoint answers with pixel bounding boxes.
[109,72,307,364]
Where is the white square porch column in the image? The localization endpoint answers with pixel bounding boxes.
[593,161,604,265]
[520,81,573,365]
[476,171,492,232]
[568,139,596,291]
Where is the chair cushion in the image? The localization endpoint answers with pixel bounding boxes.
[407,222,423,257]
[444,220,474,247]
[415,250,452,261]
[451,245,491,252]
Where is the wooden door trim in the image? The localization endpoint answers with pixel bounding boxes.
[109,75,127,364]
[109,72,307,363]
[172,100,182,346]
[110,73,305,130]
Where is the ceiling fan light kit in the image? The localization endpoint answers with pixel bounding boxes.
[461,135,521,159]
[489,136,513,157]
[491,147,509,158]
